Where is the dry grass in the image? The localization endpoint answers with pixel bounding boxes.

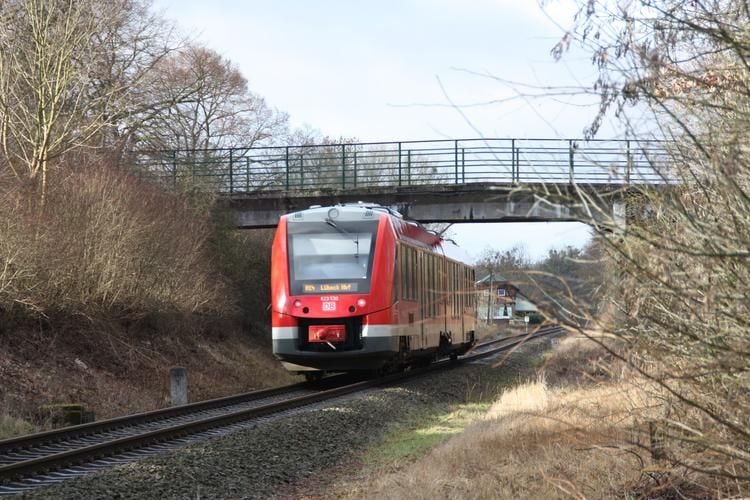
[342,380,651,499]
[540,332,626,386]
[0,164,230,320]
[335,334,741,499]
[0,408,36,440]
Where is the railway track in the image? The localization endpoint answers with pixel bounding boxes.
[0,323,565,496]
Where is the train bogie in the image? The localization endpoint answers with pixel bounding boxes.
[270,203,476,376]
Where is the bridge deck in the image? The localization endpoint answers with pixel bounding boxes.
[130,138,671,227]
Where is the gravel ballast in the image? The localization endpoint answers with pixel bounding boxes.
[21,337,552,499]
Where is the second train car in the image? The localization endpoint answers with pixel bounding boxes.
[270,203,476,379]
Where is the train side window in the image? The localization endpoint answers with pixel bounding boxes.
[445,261,456,318]
[457,263,462,317]
[420,251,426,317]
[439,258,444,317]
[444,260,449,317]
[470,268,475,307]
[423,251,429,318]
[469,269,477,307]
[453,262,458,318]
[407,247,412,300]
[427,253,433,318]
[409,247,418,300]
[428,254,433,318]
[434,256,439,317]
[398,245,405,300]
[395,247,402,302]
[438,257,442,318]
[429,254,433,316]
[417,248,422,305]
[424,253,432,318]
[456,264,461,314]
[462,266,468,312]
[436,256,440,317]
[438,257,443,317]
[432,254,437,318]
[424,253,429,317]
[409,246,414,300]
[402,245,414,299]
[453,264,461,317]
[402,245,413,299]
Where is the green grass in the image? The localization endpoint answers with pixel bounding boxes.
[360,349,547,469]
[363,401,492,467]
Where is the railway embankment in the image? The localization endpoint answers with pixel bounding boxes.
[0,322,294,436]
[20,333,553,498]
[0,167,294,439]
[12,327,720,498]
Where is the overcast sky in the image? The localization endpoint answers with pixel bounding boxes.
[153,0,613,261]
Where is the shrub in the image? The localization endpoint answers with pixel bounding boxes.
[0,164,232,320]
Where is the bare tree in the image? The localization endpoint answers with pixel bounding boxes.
[549,0,750,490]
[81,0,187,157]
[136,46,289,153]
[0,0,104,201]
[0,0,189,201]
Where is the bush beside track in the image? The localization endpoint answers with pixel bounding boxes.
[0,165,293,437]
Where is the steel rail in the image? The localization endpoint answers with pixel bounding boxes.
[0,324,565,484]
[472,325,565,351]
[0,376,352,456]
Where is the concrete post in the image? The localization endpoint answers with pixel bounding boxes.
[169,367,188,406]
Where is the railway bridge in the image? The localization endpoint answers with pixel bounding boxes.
[132,138,671,228]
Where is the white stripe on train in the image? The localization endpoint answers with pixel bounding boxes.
[272,324,397,340]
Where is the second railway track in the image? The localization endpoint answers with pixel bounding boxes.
[0,324,565,496]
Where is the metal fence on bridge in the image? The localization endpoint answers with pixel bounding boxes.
[130,138,672,194]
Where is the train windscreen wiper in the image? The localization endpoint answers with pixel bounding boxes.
[325,218,360,258]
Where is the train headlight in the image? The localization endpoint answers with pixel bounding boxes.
[327,208,339,220]
[294,300,302,308]
[357,298,367,308]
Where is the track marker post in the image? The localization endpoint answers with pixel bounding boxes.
[170,367,188,406]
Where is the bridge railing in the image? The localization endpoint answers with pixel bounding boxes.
[130,138,673,194]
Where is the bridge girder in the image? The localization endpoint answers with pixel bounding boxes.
[229,183,627,229]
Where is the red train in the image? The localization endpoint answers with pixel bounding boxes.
[271,203,476,379]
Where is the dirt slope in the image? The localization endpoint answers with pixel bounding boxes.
[0,319,294,436]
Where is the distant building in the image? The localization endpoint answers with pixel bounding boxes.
[513,294,538,315]
[475,274,537,322]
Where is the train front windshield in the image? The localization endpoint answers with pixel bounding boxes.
[288,219,379,295]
